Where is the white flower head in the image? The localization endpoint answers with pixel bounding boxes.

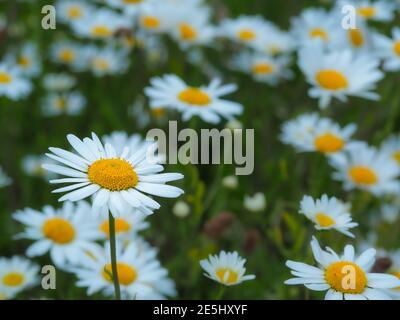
[0,63,32,100]
[41,91,86,117]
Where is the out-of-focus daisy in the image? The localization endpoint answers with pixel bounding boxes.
[137,2,174,34]
[41,91,86,117]
[338,0,396,22]
[102,131,146,157]
[43,73,76,92]
[300,194,358,237]
[105,0,148,16]
[231,52,293,86]
[331,20,373,53]
[329,143,400,196]
[298,45,383,108]
[72,240,176,299]
[253,25,295,56]
[50,41,85,71]
[0,166,12,188]
[200,251,255,286]
[386,251,400,299]
[22,155,54,179]
[285,237,400,300]
[83,46,129,77]
[0,63,32,100]
[43,132,184,217]
[14,201,102,267]
[281,113,357,155]
[145,74,243,124]
[243,193,266,212]
[374,28,400,72]
[222,175,238,189]
[380,134,400,166]
[0,256,39,299]
[5,43,41,77]
[56,0,93,24]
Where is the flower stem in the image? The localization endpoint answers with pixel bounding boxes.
[108,211,121,300]
[214,286,226,300]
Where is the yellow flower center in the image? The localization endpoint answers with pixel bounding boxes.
[142,16,160,29]
[348,29,364,48]
[68,6,82,19]
[151,107,166,118]
[88,159,138,191]
[349,166,377,185]
[315,213,335,227]
[251,63,274,75]
[59,49,75,63]
[393,151,400,164]
[325,261,367,294]
[93,58,110,71]
[237,29,256,41]
[18,56,31,68]
[103,263,137,286]
[216,268,239,285]
[267,45,282,55]
[43,218,76,244]
[91,25,112,37]
[179,23,197,41]
[309,28,328,41]
[123,0,143,3]
[55,97,66,110]
[314,133,344,153]
[316,70,348,91]
[357,7,376,18]
[100,218,131,236]
[3,273,25,287]
[178,87,211,106]
[0,72,12,84]
[393,41,400,56]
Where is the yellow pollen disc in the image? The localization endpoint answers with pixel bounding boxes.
[151,107,166,118]
[123,0,143,3]
[309,28,328,41]
[314,133,344,153]
[357,7,376,18]
[103,263,137,285]
[392,271,400,290]
[0,72,12,84]
[349,166,377,185]
[92,25,112,37]
[216,268,239,285]
[88,159,138,191]
[252,63,274,75]
[393,41,400,56]
[59,49,75,63]
[179,23,197,41]
[43,218,75,244]
[68,6,82,19]
[100,218,131,236]
[393,151,400,164]
[315,213,335,227]
[325,261,367,294]
[316,70,348,91]
[348,29,364,47]
[93,58,110,71]
[55,97,66,110]
[267,45,281,55]
[142,16,160,29]
[237,29,256,41]
[178,87,211,106]
[18,56,31,68]
[3,272,24,287]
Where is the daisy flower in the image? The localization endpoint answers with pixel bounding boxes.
[329,143,400,196]
[0,256,39,299]
[380,134,400,166]
[22,155,54,179]
[83,46,129,77]
[0,62,32,100]
[56,0,93,24]
[72,239,176,299]
[331,20,374,53]
[41,91,86,117]
[386,251,400,299]
[299,194,358,237]
[0,166,12,188]
[285,237,400,300]
[43,132,184,217]
[105,0,148,16]
[338,0,396,22]
[298,45,384,108]
[200,251,255,286]
[253,26,295,56]
[102,131,147,157]
[145,74,243,124]
[231,52,293,86]
[13,201,102,267]
[137,2,175,34]
[43,73,76,92]
[373,28,400,72]
[50,41,85,71]
[5,43,41,78]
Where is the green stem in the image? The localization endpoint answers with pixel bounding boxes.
[214,286,226,300]
[108,211,121,300]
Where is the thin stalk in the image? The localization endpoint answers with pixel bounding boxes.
[108,211,121,300]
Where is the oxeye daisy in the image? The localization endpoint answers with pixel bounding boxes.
[83,46,129,77]
[253,26,295,56]
[137,2,174,34]
[13,201,102,267]
[0,62,32,100]
[0,257,39,299]
[200,251,255,286]
[386,251,400,299]
[105,0,147,16]
[145,74,243,124]
[5,43,41,78]
[43,132,184,217]
[43,73,76,92]
[298,45,384,108]
[329,143,400,196]
[299,195,358,237]
[331,20,373,53]
[373,28,400,72]
[338,0,396,22]
[41,91,86,117]
[286,237,400,299]
[72,239,176,299]
[21,155,54,179]
[56,0,93,24]
[380,134,400,166]
[0,166,12,188]
[50,41,85,71]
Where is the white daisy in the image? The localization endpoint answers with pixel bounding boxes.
[373,28,400,72]
[5,43,41,77]
[43,132,184,217]
[50,41,85,71]
[253,24,295,56]
[285,237,400,300]
[21,155,54,179]
[137,2,175,34]
[243,193,266,212]
[56,0,93,24]
[299,194,358,237]
[386,251,400,299]
[145,74,243,124]
[105,0,148,16]
[298,44,384,108]
[41,91,86,117]
[200,251,255,286]
[329,143,400,196]
[380,134,400,166]
[330,20,374,53]
[83,45,129,77]
[42,73,76,92]
[0,166,12,188]
[13,201,102,267]
[338,0,396,22]
[0,62,32,100]
[72,239,176,299]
